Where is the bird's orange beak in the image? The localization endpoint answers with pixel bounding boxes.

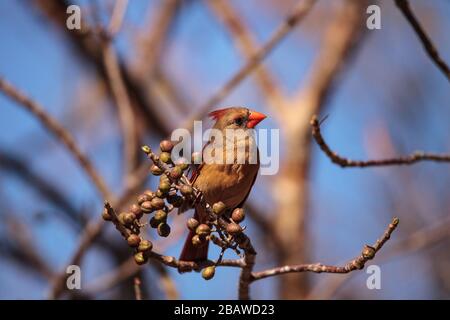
[247,110,267,128]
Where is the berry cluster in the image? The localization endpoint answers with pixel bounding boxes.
[103,140,248,280]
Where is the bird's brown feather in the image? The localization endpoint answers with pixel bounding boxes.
[179,107,262,263]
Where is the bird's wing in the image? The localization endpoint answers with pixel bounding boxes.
[236,149,260,209]
[177,141,209,214]
[236,169,258,209]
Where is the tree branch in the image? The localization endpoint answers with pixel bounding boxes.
[102,0,139,177]
[395,0,450,82]
[108,0,129,37]
[32,0,173,135]
[0,77,113,200]
[251,217,399,281]
[135,0,180,78]
[311,115,450,167]
[104,200,245,271]
[307,215,450,299]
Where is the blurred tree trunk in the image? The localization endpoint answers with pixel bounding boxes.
[272,0,367,299]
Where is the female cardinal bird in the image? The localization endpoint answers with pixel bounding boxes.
[179,107,266,262]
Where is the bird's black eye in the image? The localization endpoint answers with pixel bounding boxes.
[234,117,244,126]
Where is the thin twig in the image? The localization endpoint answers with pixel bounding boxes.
[251,217,399,281]
[103,0,138,178]
[136,0,180,77]
[108,0,129,37]
[307,215,450,299]
[32,0,172,135]
[0,77,112,200]
[102,41,139,177]
[311,115,450,167]
[395,0,450,82]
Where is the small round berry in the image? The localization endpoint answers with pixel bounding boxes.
[130,204,143,219]
[226,223,242,235]
[212,202,226,216]
[159,181,171,194]
[134,252,148,265]
[138,239,153,252]
[159,152,171,163]
[154,210,168,222]
[231,208,245,223]
[180,185,193,197]
[202,266,215,280]
[102,208,112,221]
[157,223,171,237]
[150,165,163,176]
[160,140,174,153]
[151,197,165,210]
[150,217,159,228]
[187,218,200,231]
[127,234,141,247]
[140,201,153,213]
[170,166,183,180]
[137,193,152,205]
[123,212,136,226]
[196,224,211,236]
[191,234,203,247]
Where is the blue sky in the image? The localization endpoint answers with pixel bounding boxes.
[0,0,449,299]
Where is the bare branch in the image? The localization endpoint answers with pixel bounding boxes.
[102,2,139,177]
[32,0,172,135]
[104,200,245,271]
[308,216,450,299]
[135,0,180,77]
[108,0,129,37]
[311,115,450,167]
[251,217,399,282]
[0,77,112,200]
[395,0,450,82]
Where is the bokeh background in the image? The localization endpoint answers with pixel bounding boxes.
[0,0,449,299]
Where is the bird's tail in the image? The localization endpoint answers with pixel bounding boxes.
[179,207,209,263]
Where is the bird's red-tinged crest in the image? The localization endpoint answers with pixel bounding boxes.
[208,108,230,120]
[208,107,266,128]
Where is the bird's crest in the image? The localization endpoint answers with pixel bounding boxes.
[208,108,230,120]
